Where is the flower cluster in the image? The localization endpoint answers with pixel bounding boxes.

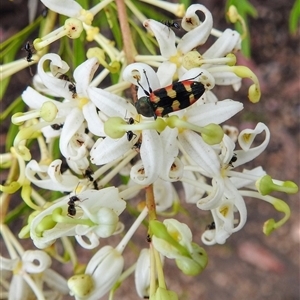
[0,1,298,299]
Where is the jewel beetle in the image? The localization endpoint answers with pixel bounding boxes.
[135,70,205,119]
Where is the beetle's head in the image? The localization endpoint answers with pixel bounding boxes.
[135,97,156,118]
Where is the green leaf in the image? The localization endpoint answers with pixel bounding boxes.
[72,31,87,67]
[289,0,300,34]
[105,3,123,49]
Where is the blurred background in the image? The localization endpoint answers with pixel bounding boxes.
[1,0,299,299]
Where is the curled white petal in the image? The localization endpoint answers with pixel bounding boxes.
[224,179,247,233]
[59,107,86,159]
[47,159,79,189]
[22,250,52,273]
[73,58,99,96]
[131,130,163,185]
[38,53,72,99]
[214,227,231,244]
[201,228,217,245]
[196,177,224,210]
[143,19,177,58]
[66,157,90,174]
[178,4,213,53]
[25,160,79,192]
[75,232,100,249]
[220,134,236,165]
[201,209,231,245]
[123,63,161,95]
[236,123,270,166]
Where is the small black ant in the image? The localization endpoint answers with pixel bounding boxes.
[205,221,215,230]
[132,133,142,150]
[229,153,237,167]
[68,82,77,98]
[161,20,180,30]
[67,195,81,217]
[133,139,142,150]
[126,117,137,141]
[84,168,94,181]
[57,74,77,98]
[146,234,152,243]
[84,168,99,190]
[51,123,63,130]
[22,41,34,62]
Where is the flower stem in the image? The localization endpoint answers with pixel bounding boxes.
[115,206,148,253]
[149,244,157,296]
[116,0,137,64]
[23,272,46,300]
[146,185,157,221]
[153,246,166,289]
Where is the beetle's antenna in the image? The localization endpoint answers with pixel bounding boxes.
[185,72,203,81]
[142,69,153,93]
[136,70,151,96]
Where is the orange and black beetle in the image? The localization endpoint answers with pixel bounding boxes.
[135,70,205,119]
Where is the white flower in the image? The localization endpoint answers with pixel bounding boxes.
[141,4,241,87]
[135,249,151,298]
[151,219,208,276]
[68,245,124,300]
[152,219,193,259]
[119,63,242,186]
[22,53,102,172]
[30,187,126,249]
[0,224,69,299]
[181,123,271,244]
[25,159,79,192]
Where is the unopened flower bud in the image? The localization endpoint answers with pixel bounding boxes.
[68,274,94,297]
